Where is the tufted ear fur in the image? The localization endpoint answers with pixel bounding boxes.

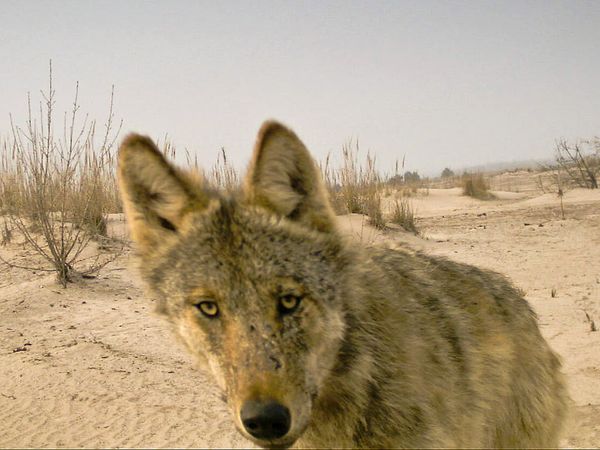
[117,133,209,251]
[244,121,336,233]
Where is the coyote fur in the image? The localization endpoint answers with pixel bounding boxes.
[118,120,567,448]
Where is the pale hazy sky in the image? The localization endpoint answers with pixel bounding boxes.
[2,0,599,175]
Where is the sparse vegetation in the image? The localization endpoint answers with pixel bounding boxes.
[336,141,365,214]
[320,142,426,230]
[362,154,386,230]
[535,164,568,218]
[554,138,599,189]
[390,197,418,233]
[557,176,566,220]
[321,140,387,228]
[0,63,123,286]
[403,170,421,184]
[441,167,455,178]
[208,147,239,191]
[461,172,495,200]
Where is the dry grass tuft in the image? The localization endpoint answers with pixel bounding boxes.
[321,140,387,229]
[462,173,495,200]
[390,197,418,233]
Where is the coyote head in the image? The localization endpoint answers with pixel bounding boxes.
[118,121,350,448]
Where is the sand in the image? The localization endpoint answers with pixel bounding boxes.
[1,186,598,448]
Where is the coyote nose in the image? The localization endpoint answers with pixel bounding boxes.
[240,399,291,440]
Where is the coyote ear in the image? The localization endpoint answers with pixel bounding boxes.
[118,134,208,249]
[244,121,336,233]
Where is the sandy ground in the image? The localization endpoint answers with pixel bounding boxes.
[1,186,598,448]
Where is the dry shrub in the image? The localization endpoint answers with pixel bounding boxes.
[462,173,495,200]
[73,155,121,236]
[0,62,123,286]
[390,197,418,233]
[554,138,599,189]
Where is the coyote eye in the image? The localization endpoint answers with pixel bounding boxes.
[195,301,219,318]
[278,294,302,314]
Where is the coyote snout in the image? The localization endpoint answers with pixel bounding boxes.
[232,379,308,448]
[229,371,312,448]
[118,120,567,448]
[240,399,291,442]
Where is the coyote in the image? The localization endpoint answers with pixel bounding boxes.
[118,121,567,449]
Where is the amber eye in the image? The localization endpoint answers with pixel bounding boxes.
[195,301,219,318]
[278,294,302,314]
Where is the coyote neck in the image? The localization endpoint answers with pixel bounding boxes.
[298,265,418,448]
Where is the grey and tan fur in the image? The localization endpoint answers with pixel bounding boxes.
[118,120,567,449]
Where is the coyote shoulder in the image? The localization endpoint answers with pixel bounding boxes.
[118,120,567,448]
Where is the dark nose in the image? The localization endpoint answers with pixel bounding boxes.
[240,399,291,440]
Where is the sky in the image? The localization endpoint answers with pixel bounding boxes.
[1,0,599,176]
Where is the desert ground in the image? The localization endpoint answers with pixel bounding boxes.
[0,182,598,448]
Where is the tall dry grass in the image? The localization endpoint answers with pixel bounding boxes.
[208,147,239,191]
[1,70,422,288]
[157,140,239,192]
[390,197,418,233]
[322,140,389,229]
[122,133,419,233]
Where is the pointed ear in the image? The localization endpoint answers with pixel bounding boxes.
[244,121,336,233]
[117,133,209,250]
